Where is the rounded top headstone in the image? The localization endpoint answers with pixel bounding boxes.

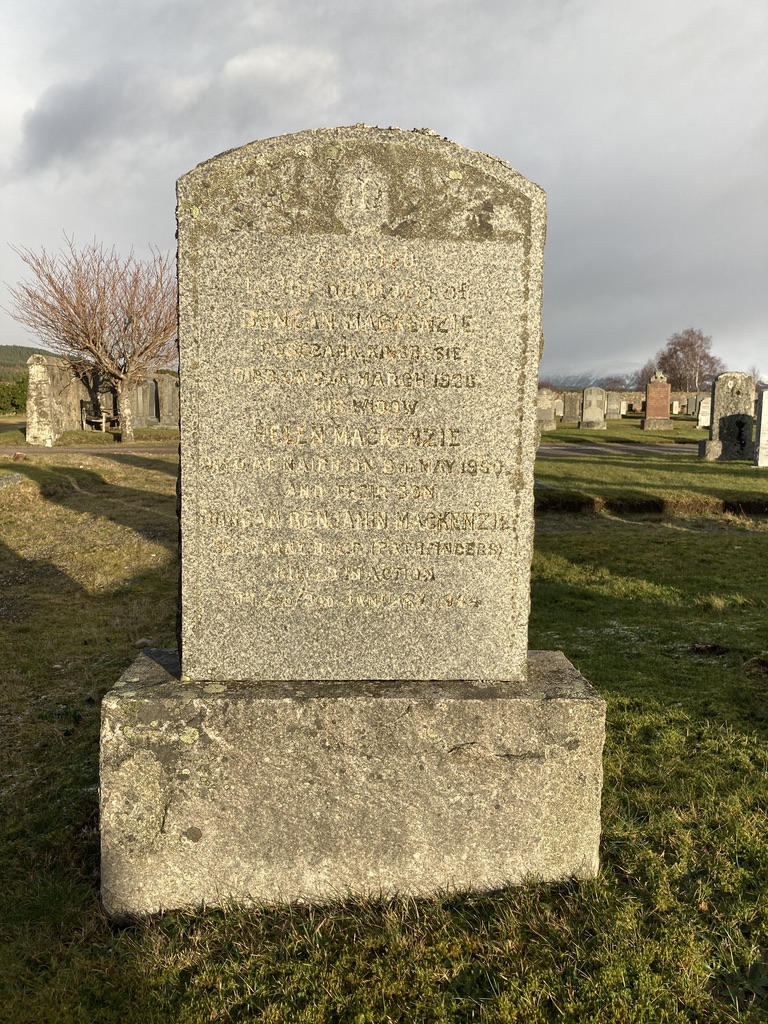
[178,125,545,245]
[177,126,546,682]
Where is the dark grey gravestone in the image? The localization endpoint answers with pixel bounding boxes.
[700,372,755,461]
[177,126,545,683]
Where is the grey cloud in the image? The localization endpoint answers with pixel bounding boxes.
[13,42,341,178]
[16,71,146,172]
[2,0,765,374]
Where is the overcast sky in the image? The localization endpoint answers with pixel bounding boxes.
[1,0,765,376]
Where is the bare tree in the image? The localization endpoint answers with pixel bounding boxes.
[6,238,177,442]
[747,364,766,391]
[629,359,657,390]
[654,328,725,392]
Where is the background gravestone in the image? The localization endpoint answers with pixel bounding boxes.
[562,391,582,423]
[605,392,622,420]
[536,388,558,431]
[580,387,606,429]
[642,370,673,430]
[697,395,712,429]
[100,126,605,917]
[700,371,755,461]
[753,390,767,468]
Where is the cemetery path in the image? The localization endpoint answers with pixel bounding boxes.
[7,441,700,459]
[537,442,698,459]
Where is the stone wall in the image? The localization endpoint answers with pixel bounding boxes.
[25,354,179,446]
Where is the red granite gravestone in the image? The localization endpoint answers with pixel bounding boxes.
[642,371,673,430]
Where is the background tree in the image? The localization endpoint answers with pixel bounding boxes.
[7,238,177,442]
[0,373,27,415]
[629,358,658,389]
[654,327,725,392]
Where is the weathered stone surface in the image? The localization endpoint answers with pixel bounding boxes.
[99,127,606,919]
[536,388,557,429]
[25,354,73,446]
[697,395,712,429]
[100,649,606,917]
[642,371,673,431]
[605,392,622,420]
[580,387,606,429]
[700,372,755,461]
[177,126,546,683]
[562,391,582,423]
[24,354,178,445]
[754,390,768,468]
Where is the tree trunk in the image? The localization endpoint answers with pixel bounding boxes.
[116,382,134,443]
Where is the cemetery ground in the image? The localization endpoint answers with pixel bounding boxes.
[1,438,767,1023]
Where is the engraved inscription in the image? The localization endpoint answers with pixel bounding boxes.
[190,235,526,627]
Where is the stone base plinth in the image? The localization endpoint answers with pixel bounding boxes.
[642,417,674,430]
[699,439,722,461]
[700,439,756,462]
[579,421,606,430]
[100,650,606,919]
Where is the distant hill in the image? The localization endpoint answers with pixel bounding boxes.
[540,370,638,390]
[0,343,51,380]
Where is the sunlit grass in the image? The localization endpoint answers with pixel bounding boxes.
[1,448,767,1022]
[542,418,705,445]
[535,451,768,514]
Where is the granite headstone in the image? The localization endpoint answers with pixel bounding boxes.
[580,387,606,429]
[100,126,605,917]
[700,372,755,461]
[536,388,558,431]
[642,371,673,430]
[605,392,622,420]
[562,391,582,423]
[697,395,711,429]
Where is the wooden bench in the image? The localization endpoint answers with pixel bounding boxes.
[81,401,119,431]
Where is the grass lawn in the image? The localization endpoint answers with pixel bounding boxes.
[0,415,179,447]
[541,417,704,446]
[1,446,766,1022]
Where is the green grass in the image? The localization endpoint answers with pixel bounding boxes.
[543,417,705,445]
[54,426,180,445]
[0,423,180,447]
[535,450,768,515]
[1,449,767,1022]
